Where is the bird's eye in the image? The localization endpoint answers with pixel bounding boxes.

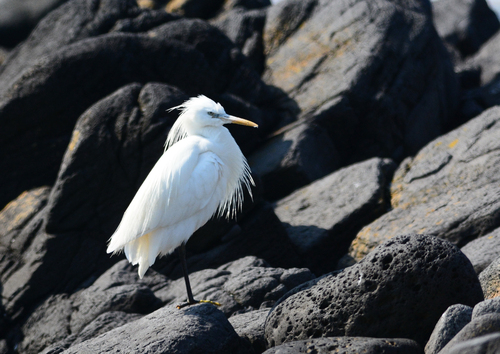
[207,111,217,118]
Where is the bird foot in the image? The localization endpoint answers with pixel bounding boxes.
[176,299,221,309]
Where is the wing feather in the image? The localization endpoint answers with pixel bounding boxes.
[107,136,223,254]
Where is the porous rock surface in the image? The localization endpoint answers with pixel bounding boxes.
[265,234,483,347]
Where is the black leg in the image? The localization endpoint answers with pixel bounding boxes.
[175,242,221,309]
[177,243,196,304]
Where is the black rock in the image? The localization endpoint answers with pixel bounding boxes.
[439,314,500,353]
[229,309,269,353]
[478,255,500,299]
[424,304,473,354]
[442,333,500,354]
[461,227,500,274]
[262,337,422,354]
[248,122,340,201]
[432,0,500,59]
[263,0,458,162]
[155,256,314,316]
[472,298,500,319]
[0,0,68,48]
[19,260,163,354]
[265,234,483,348]
[60,303,248,354]
[351,106,500,260]
[274,157,395,275]
[212,8,267,73]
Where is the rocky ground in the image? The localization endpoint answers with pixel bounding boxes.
[1,0,500,353]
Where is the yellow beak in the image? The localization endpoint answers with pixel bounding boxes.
[226,115,258,128]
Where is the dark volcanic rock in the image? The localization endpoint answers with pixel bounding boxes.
[156,203,306,277]
[262,337,421,354]
[441,333,500,354]
[263,0,458,162]
[350,106,500,260]
[229,309,269,353]
[60,303,247,354]
[461,227,500,274]
[439,314,500,354]
[432,0,500,59]
[274,157,395,275]
[156,256,315,316]
[478,255,500,299]
[248,122,340,200]
[459,31,500,116]
[265,234,483,348]
[0,0,68,48]
[472,298,500,319]
[425,304,473,354]
[212,8,267,73]
[19,260,163,354]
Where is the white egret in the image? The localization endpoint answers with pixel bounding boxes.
[107,95,257,307]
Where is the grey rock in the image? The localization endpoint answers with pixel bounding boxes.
[472,298,500,319]
[461,227,500,274]
[156,203,305,278]
[459,31,500,117]
[248,122,340,201]
[156,256,315,316]
[263,0,457,162]
[0,0,68,47]
[425,304,473,354]
[60,303,248,354]
[478,256,500,299]
[443,333,500,354]
[262,337,422,354]
[439,314,500,353]
[432,0,499,59]
[212,8,267,73]
[229,309,269,353]
[274,157,395,274]
[19,260,163,354]
[265,234,483,348]
[350,106,500,260]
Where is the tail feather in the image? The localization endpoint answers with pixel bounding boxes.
[122,232,160,278]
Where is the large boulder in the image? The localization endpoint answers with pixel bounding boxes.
[263,0,458,164]
[350,106,500,260]
[274,157,395,274]
[265,234,483,348]
[60,303,248,354]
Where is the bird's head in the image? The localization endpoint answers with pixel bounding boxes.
[183,95,258,128]
[165,95,258,149]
